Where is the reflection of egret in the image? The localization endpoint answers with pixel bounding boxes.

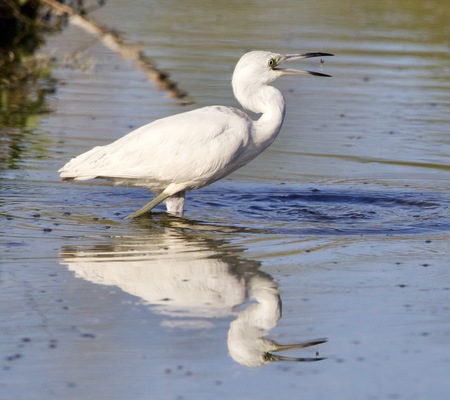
[59,50,333,218]
[60,225,326,366]
[61,229,251,323]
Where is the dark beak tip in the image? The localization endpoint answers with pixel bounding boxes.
[302,52,335,58]
[309,71,333,78]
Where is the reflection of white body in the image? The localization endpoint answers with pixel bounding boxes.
[61,228,325,366]
[66,255,245,319]
[61,229,252,323]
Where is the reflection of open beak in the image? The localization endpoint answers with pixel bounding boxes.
[262,338,327,363]
[264,352,325,363]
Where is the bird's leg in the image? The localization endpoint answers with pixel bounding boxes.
[165,191,185,216]
[124,191,170,219]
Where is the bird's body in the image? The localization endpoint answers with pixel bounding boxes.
[61,106,257,191]
[59,50,333,218]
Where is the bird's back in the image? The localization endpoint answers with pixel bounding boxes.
[59,106,255,191]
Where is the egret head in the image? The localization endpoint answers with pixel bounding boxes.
[232,50,333,113]
[232,50,333,85]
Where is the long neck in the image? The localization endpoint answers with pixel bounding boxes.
[234,83,286,148]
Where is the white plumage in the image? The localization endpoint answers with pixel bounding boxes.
[59,50,333,218]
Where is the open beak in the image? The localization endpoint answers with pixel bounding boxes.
[275,52,334,77]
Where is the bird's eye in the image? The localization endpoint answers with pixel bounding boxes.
[268,58,277,69]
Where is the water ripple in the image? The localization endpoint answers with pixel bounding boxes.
[189,183,450,236]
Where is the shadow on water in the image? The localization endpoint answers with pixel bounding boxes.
[0,1,108,170]
[60,227,326,367]
[0,0,58,170]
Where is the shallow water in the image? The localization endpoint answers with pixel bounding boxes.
[1,0,450,399]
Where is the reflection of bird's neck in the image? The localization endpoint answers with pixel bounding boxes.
[234,81,286,148]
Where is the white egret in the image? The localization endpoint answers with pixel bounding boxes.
[59,50,333,218]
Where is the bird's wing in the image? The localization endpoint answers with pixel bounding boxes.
[59,106,253,187]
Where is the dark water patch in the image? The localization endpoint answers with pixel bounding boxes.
[189,183,450,236]
[20,178,445,238]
